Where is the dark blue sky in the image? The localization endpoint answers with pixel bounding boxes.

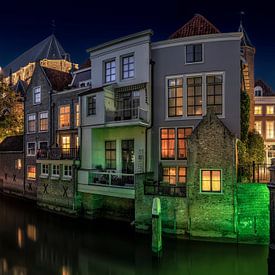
[1,0,274,88]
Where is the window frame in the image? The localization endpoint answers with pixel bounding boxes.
[27,142,36,156]
[41,164,49,177]
[254,121,262,135]
[33,86,41,105]
[63,165,72,179]
[121,54,135,80]
[185,44,204,64]
[162,166,187,185]
[38,111,48,132]
[58,104,71,129]
[266,121,275,139]
[87,95,96,116]
[27,165,36,180]
[105,140,117,170]
[266,105,274,115]
[254,105,262,115]
[75,102,80,127]
[200,169,222,194]
[51,164,60,178]
[104,59,116,83]
[160,127,192,161]
[27,113,36,133]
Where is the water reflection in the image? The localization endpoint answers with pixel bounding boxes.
[0,196,271,275]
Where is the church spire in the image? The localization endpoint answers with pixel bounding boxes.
[238,11,254,48]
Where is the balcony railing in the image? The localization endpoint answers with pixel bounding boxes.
[105,107,148,123]
[90,171,134,188]
[37,148,80,160]
[144,180,187,197]
[238,162,270,183]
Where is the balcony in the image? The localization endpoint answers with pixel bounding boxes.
[105,107,149,125]
[144,180,187,197]
[37,148,80,160]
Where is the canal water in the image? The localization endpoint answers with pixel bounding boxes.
[0,196,270,275]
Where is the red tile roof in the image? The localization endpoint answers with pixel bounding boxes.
[169,14,220,39]
[42,67,72,91]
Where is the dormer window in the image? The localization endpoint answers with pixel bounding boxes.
[254,86,263,97]
[186,44,203,63]
[33,86,41,104]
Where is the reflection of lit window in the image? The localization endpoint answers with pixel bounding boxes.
[17,227,23,248]
[163,167,187,185]
[15,159,22,170]
[254,121,262,135]
[201,170,221,192]
[27,166,36,180]
[62,266,71,275]
[254,106,262,115]
[266,121,274,139]
[266,105,274,115]
[27,224,37,242]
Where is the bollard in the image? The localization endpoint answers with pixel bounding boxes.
[152,197,162,255]
[268,158,275,274]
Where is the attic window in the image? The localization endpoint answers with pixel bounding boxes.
[33,86,41,105]
[186,44,203,63]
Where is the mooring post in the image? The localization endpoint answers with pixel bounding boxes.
[152,197,162,256]
[268,158,275,275]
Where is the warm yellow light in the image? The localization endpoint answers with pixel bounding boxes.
[17,227,23,248]
[27,224,37,242]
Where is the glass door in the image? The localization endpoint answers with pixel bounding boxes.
[121,140,134,174]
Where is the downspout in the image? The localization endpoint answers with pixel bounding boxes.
[23,95,26,196]
[145,59,155,175]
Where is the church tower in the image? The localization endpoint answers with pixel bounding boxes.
[239,16,256,131]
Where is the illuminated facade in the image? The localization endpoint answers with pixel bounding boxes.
[254,80,275,163]
[2,34,77,86]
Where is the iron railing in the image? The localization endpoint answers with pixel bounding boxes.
[144,180,187,197]
[105,107,148,123]
[37,148,80,160]
[238,162,270,183]
[90,171,134,188]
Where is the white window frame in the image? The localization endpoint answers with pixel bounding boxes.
[51,164,60,178]
[33,86,41,105]
[58,104,70,129]
[40,163,49,177]
[185,43,204,65]
[27,113,36,133]
[39,111,48,132]
[104,59,116,83]
[121,54,135,80]
[254,105,262,115]
[266,121,275,139]
[63,165,72,179]
[27,142,36,156]
[266,105,274,115]
[165,72,225,121]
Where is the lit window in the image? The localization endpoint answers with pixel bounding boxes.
[52,165,60,177]
[75,103,80,127]
[27,142,36,156]
[27,166,36,180]
[76,136,79,148]
[33,87,41,104]
[63,165,72,178]
[27,114,36,133]
[162,167,187,185]
[161,128,192,160]
[39,112,48,132]
[266,105,274,115]
[59,105,70,129]
[105,60,116,83]
[105,141,116,169]
[186,44,202,63]
[254,106,262,115]
[41,164,49,176]
[254,121,262,135]
[206,75,223,115]
[167,78,183,117]
[122,55,134,79]
[266,121,274,139]
[61,136,70,153]
[161,128,175,159]
[15,159,22,170]
[187,77,202,116]
[87,96,96,115]
[201,170,221,193]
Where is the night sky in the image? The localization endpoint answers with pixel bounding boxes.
[0,0,274,88]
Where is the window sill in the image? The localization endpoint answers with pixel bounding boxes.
[40,175,49,179]
[62,176,72,181]
[199,191,223,195]
[51,176,60,180]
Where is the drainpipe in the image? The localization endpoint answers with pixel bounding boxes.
[23,94,26,196]
[145,59,155,175]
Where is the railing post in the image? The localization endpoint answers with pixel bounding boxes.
[252,161,256,182]
[109,173,111,186]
